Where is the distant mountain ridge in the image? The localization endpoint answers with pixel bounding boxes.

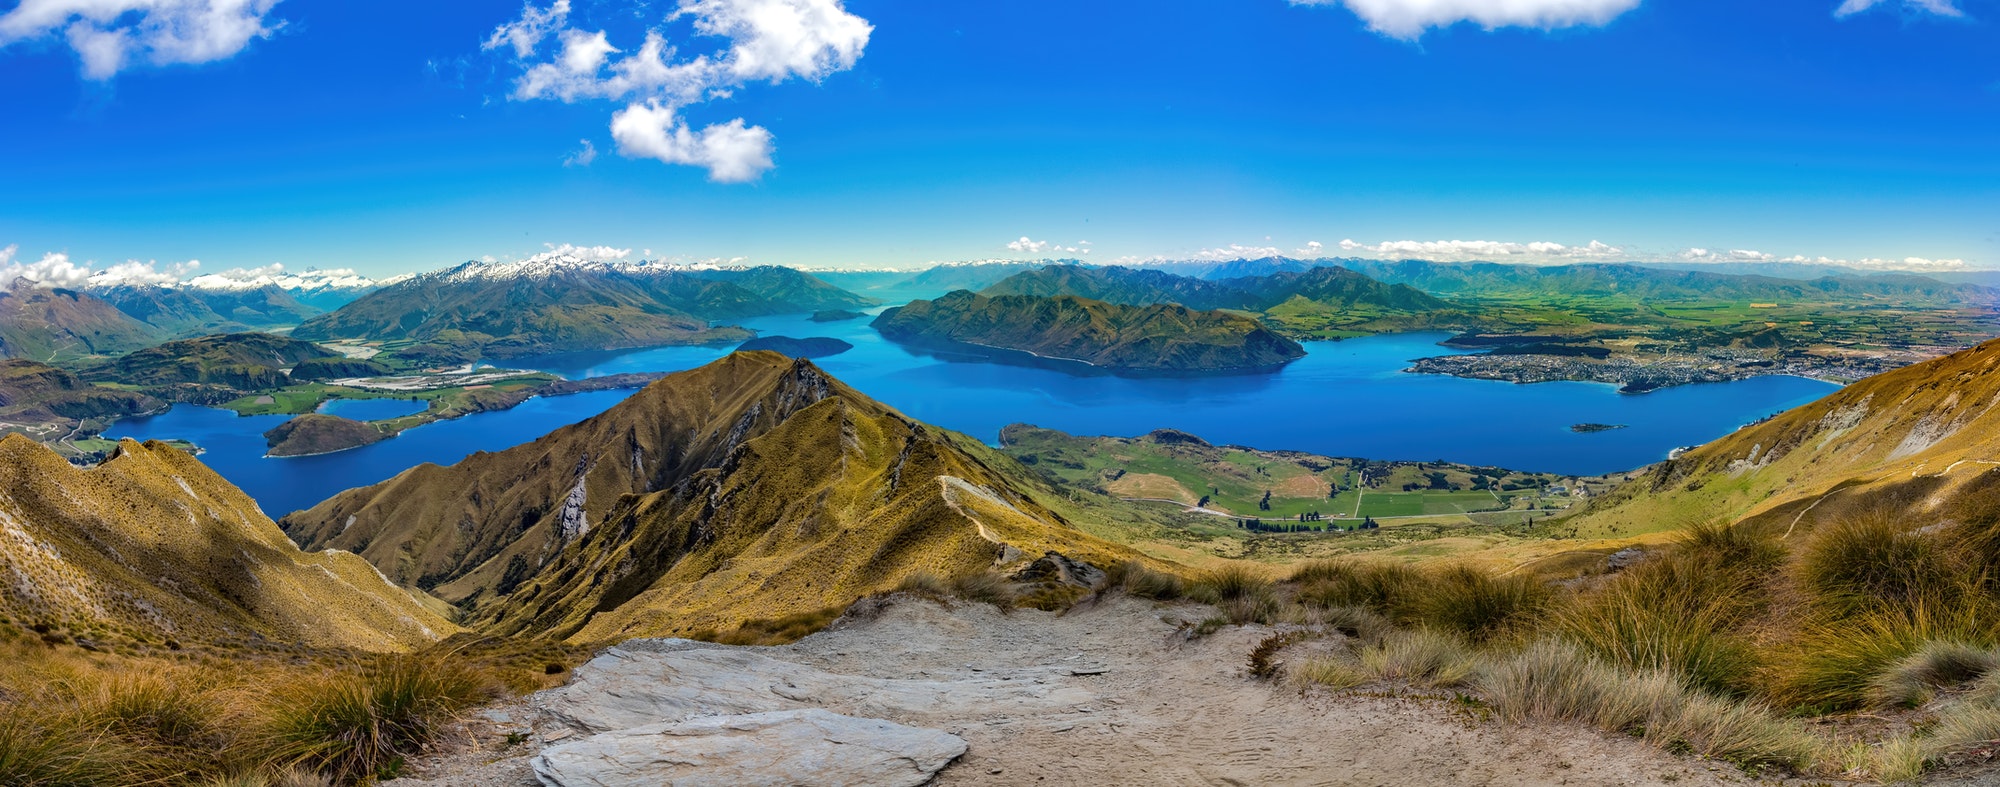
[0,281,163,361]
[294,258,877,360]
[280,351,1147,641]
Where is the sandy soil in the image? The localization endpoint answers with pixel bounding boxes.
[391,595,1809,786]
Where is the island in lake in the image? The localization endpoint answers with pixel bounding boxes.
[735,335,854,358]
[871,290,1306,375]
[1571,423,1629,433]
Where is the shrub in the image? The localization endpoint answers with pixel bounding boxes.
[1359,629,1475,688]
[1870,640,2000,708]
[1249,631,1310,679]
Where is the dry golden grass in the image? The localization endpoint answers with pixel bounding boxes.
[0,634,582,786]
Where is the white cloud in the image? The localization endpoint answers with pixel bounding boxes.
[1290,0,1640,40]
[1834,0,1964,18]
[1338,238,1625,262]
[1006,236,1049,254]
[0,249,399,291]
[1770,254,1970,272]
[0,0,283,80]
[2,251,199,289]
[1300,241,1325,257]
[184,262,382,291]
[524,243,634,264]
[564,138,599,167]
[489,0,871,181]
[610,102,773,182]
[1682,248,1776,262]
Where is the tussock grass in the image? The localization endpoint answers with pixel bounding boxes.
[1359,629,1475,688]
[951,571,1018,607]
[1927,705,2000,761]
[1800,512,1969,617]
[1777,602,1995,713]
[1871,640,2000,708]
[1475,639,1814,772]
[0,713,130,787]
[1549,525,1774,695]
[1192,565,1273,603]
[1290,657,1368,691]
[893,571,952,600]
[1292,560,1419,612]
[1402,565,1550,642]
[250,655,497,783]
[892,570,1029,608]
[1102,561,1185,600]
[710,607,846,646]
[0,638,548,787]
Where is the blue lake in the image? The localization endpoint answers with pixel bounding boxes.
[107,308,1840,520]
[316,398,428,421]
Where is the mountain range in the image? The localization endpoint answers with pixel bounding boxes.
[293,259,878,361]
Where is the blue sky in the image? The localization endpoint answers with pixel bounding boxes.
[0,0,1994,279]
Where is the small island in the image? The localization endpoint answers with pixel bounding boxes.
[810,309,868,322]
[1571,423,1629,433]
[735,335,854,359]
[871,290,1306,375]
[264,414,388,457]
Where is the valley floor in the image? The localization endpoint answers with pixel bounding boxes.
[388,596,1791,786]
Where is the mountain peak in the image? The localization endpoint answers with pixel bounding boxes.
[282,351,1145,641]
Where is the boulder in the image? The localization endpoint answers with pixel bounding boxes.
[530,708,966,787]
[1010,551,1106,589]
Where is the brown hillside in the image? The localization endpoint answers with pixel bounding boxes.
[281,351,1151,642]
[0,435,453,651]
[1574,336,2000,537]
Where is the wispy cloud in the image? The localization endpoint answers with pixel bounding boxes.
[0,0,283,80]
[487,0,872,182]
[1834,0,1964,18]
[563,138,598,167]
[1289,0,1640,40]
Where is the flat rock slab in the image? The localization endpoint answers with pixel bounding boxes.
[531,708,967,787]
[537,639,1093,733]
